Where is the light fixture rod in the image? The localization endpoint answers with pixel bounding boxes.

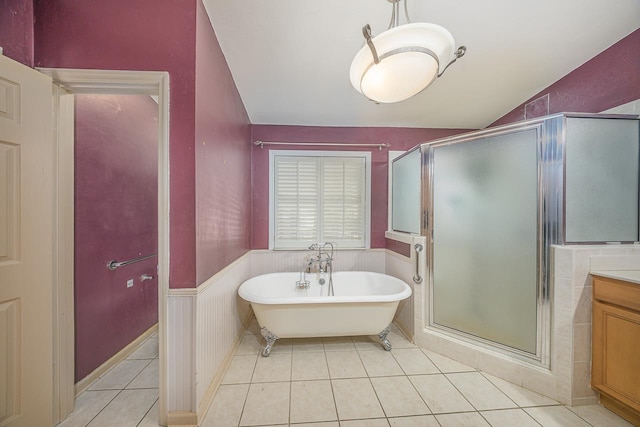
[437,45,467,77]
[362,25,380,64]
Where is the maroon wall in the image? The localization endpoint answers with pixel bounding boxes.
[491,28,640,127]
[194,1,251,285]
[74,94,158,381]
[250,125,470,249]
[34,0,198,288]
[0,0,34,66]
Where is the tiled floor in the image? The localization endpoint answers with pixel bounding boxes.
[202,319,633,427]
[58,332,159,427]
[59,323,633,427]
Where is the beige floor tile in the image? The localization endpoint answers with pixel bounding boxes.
[323,336,356,351]
[137,399,159,427]
[480,408,540,426]
[391,348,439,375]
[202,383,249,427]
[370,376,430,417]
[236,334,264,355]
[325,351,367,379]
[87,389,158,427]
[359,350,404,377]
[127,359,158,389]
[222,354,258,384]
[386,330,416,349]
[88,360,150,390]
[269,338,293,353]
[57,390,119,427]
[525,406,592,427]
[340,418,390,426]
[482,372,559,407]
[409,374,474,414]
[127,338,159,360]
[292,337,325,352]
[567,404,634,427]
[292,351,329,381]
[421,349,475,373]
[446,372,517,411]
[240,382,290,426]
[252,352,292,383]
[435,412,491,427]
[290,380,337,424]
[331,378,385,420]
[388,415,440,426]
[352,335,386,351]
[290,423,339,427]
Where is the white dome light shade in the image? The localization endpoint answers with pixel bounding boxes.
[350,23,458,103]
[360,51,439,103]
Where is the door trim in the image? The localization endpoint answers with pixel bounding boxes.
[38,68,170,427]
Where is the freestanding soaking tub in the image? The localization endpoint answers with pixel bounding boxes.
[238,271,412,356]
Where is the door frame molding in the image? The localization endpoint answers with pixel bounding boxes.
[38,68,170,426]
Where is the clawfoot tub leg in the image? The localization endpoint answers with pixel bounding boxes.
[260,327,279,357]
[378,324,392,351]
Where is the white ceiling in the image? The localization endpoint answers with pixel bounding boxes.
[204,0,640,129]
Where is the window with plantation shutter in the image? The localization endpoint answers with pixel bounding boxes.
[269,150,371,249]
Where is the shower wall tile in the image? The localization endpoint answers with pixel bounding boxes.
[572,361,596,399]
[440,338,478,370]
[572,323,591,363]
[385,250,414,337]
[590,254,640,270]
[553,246,574,280]
[476,352,522,387]
[520,367,557,404]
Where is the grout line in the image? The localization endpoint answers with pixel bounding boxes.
[82,389,125,427]
[135,397,159,427]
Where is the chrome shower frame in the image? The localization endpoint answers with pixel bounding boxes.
[416,113,636,368]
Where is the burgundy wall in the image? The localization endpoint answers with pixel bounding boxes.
[250,125,470,249]
[0,0,34,66]
[491,28,640,127]
[34,0,198,288]
[74,94,158,381]
[194,1,251,285]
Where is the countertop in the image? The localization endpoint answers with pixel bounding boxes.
[590,270,640,285]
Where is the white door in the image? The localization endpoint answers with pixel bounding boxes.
[0,55,54,426]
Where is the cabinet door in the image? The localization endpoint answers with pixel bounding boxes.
[592,301,640,412]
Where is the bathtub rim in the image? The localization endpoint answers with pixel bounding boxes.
[238,271,412,305]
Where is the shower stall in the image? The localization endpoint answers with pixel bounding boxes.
[392,113,640,366]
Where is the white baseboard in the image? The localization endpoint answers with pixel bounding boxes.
[167,411,198,427]
[74,323,158,396]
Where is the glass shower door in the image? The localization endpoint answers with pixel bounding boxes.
[430,129,539,354]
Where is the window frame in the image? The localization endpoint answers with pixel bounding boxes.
[268,149,372,250]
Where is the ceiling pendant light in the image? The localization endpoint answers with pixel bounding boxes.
[350,0,466,104]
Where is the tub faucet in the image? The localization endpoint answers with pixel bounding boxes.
[307,243,336,296]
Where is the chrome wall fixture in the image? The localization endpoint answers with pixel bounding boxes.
[106,253,157,270]
[413,243,423,284]
[350,0,466,103]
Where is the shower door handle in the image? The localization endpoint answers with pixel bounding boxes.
[413,243,423,284]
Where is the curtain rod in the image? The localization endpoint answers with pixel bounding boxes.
[253,140,391,151]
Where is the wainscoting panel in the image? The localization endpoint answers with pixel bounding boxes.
[251,249,386,277]
[195,253,251,416]
[167,291,196,413]
[385,248,416,340]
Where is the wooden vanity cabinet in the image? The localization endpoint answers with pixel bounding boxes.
[591,274,640,426]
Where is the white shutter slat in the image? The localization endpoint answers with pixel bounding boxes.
[274,156,320,247]
[321,157,366,246]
